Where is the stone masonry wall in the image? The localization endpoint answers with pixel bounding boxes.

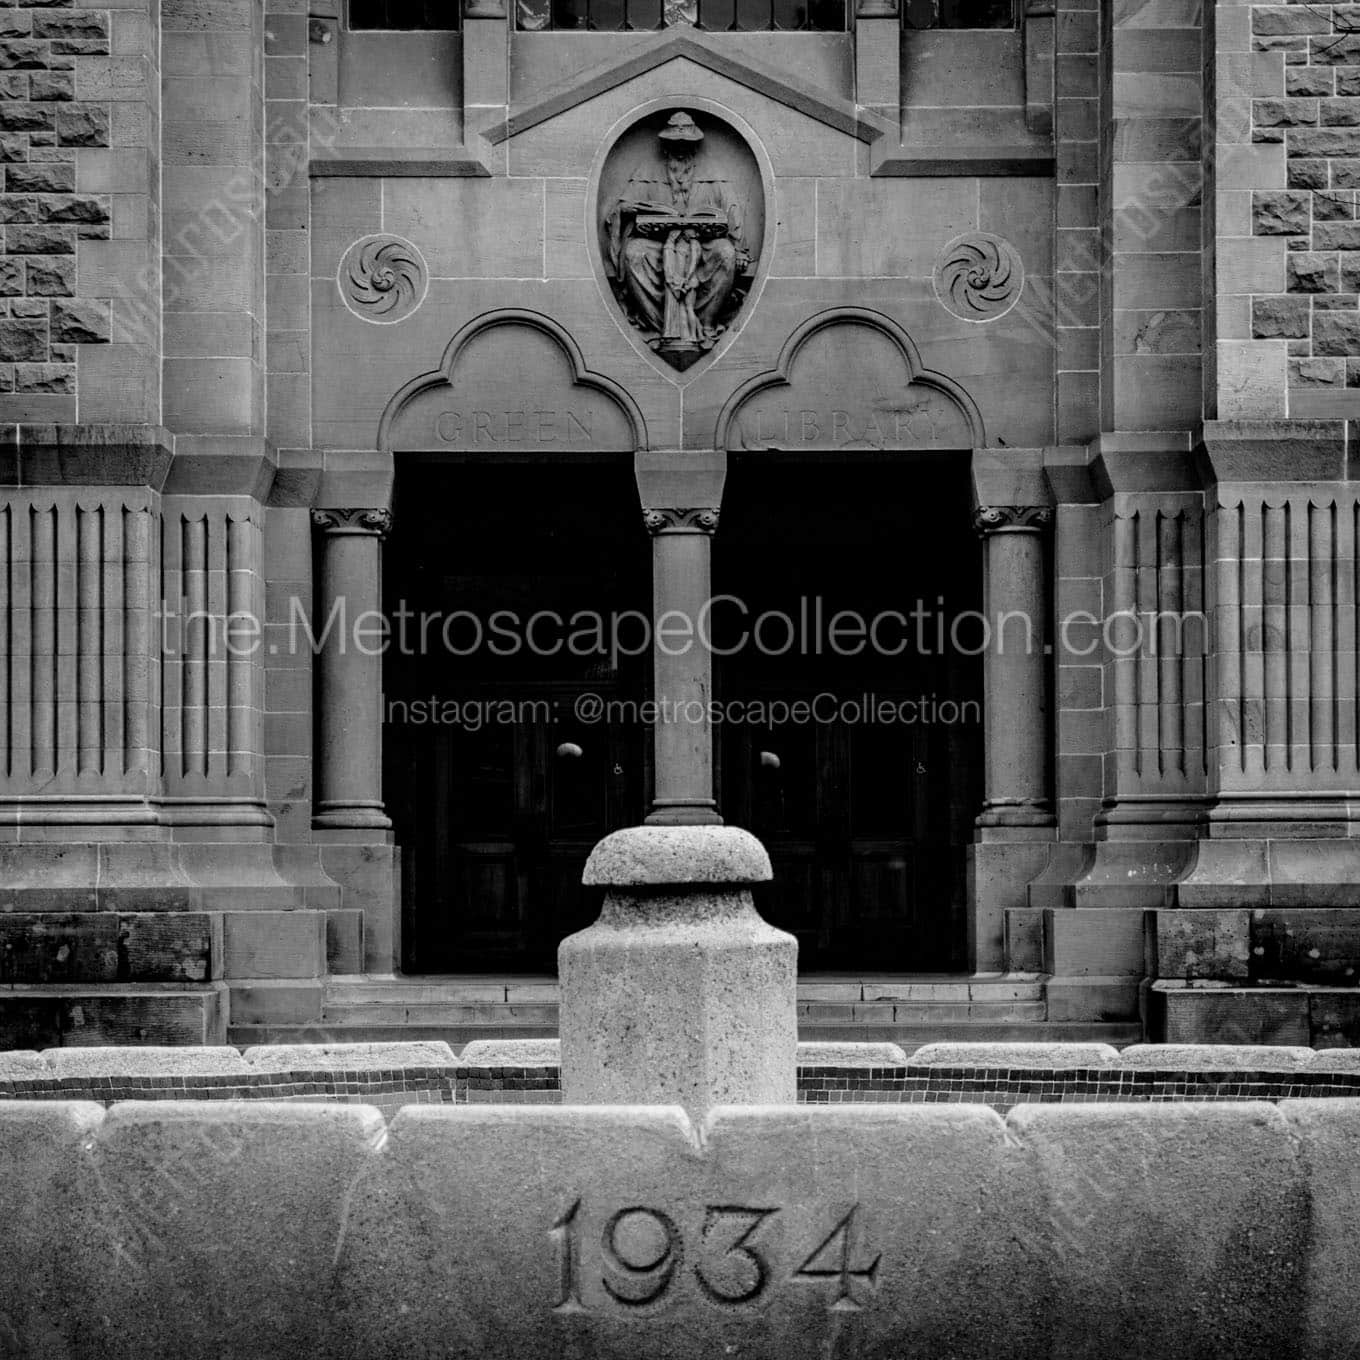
[0,1094,1357,1356]
[1227,1,1360,416]
[0,0,158,423]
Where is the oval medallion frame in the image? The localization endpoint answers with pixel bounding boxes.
[589,97,776,386]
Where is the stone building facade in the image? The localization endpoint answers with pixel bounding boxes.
[0,0,1356,1048]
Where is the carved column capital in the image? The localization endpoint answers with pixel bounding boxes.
[312,507,393,538]
[856,0,899,14]
[973,504,1052,536]
[643,507,720,535]
[463,0,507,15]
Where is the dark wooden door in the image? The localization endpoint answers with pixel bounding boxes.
[384,463,650,973]
[714,459,982,971]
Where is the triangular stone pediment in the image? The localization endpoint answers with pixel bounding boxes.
[481,30,889,147]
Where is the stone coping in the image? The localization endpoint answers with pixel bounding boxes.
[240,1042,458,1071]
[0,1098,1357,1354]
[5,1042,1360,1085]
[461,1039,912,1067]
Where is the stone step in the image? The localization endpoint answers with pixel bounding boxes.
[0,981,228,1047]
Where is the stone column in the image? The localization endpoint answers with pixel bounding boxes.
[643,507,721,826]
[975,505,1054,827]
[311,508,391,831]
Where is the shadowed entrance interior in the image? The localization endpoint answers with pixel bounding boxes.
[384,460,650,973]
[713,456,983,971]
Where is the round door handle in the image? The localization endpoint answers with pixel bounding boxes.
[759,750,781,770]
[556,741,584,759]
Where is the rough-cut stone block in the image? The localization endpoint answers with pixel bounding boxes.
[82,1102,384,1359]
[1313,309,1360,354]
[0,1102,108,1355]
[14,361,72,392]
[1252,189,1311,234]
[1253,293,1312,337]
[24,254,74,296]
[1008,1103,1306,1360]
[1288,251,1340,291]
[5,161,74,195]
[29,70,75,102]
[49,298,109,343]
[337,1104,1050,1359]
[0,317,46,361]
[0,42,50,72]
[8,223,74,253]
[55,105,110,147]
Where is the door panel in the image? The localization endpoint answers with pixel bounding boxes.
[715,460,982,971]
[385,463,650,973]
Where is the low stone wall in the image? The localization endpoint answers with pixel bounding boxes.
[9,1041,1360,1117]
[3,1095,1359,1357]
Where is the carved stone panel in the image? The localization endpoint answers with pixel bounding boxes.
[719,311,983,451]
[381,313,642,454]
[597,108,765,373]
[338,234,428,325]
[932,232,1025,323]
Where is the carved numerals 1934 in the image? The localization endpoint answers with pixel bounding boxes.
[549,1201,880,1314]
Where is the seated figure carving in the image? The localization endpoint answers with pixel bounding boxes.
[604,111,754,370]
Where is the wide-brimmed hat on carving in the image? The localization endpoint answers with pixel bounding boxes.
[658,111,704,143]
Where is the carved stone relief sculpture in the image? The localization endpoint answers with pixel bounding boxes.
[600,110,763,372]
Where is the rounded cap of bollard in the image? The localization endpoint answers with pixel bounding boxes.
[583,825,772,887]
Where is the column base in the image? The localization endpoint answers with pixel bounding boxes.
[313,801,393,832]
[1205,793,1360,839]
[976,799,1054,829]
[1095,794,1206,839]
[645,798,723,826]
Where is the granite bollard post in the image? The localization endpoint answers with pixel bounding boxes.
[559,825,797,1114]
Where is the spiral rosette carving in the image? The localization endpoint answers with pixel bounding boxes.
[338,234,428,324]
[933,233,1025,323]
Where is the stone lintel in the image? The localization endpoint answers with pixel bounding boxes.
[1196,419,1350,483]
[0,423,174,489]
[582,825,772,888]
